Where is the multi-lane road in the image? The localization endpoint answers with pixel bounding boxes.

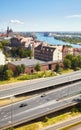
[1,70,81,129]
[0,70,81,98]
[0,81,81,129]
[0,95,80,129]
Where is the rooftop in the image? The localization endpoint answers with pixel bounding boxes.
[9,58,47,67]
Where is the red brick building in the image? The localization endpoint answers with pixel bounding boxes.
[8,58,62,74]
[73,48,81,56]
[62,45,73,59]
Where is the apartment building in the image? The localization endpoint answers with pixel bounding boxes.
[10,36,33,48]
[34,43,62,62]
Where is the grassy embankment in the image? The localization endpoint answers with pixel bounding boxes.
[15,111,81,130]
[0,69,73,85]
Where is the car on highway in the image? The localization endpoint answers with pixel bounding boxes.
[73,98,81,102]
[41,93,46,97]
[19,103,27,107]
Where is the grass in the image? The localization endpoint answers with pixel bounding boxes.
[58,69,73,74]
[0,78,19,85]
[15,123,42,130]
[15,112,81,130]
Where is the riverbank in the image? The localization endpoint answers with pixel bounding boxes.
[36,33,81,48]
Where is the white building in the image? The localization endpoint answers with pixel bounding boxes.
[53,46,62,61]
[53,45,62,61]
[0,49,5,65]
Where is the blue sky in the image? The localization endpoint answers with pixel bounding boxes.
[0,0,81,32]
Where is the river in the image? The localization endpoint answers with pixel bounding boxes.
[36,33,81,48]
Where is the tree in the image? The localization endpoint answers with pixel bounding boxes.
[63,58,71,69]
[1,40,9,46]
[77,55,81,68]
[65,54,73,61]
[0,65,4,80]
[21,64,26,73]
[3,64,9,72]
[34,62,41,72]
[16,65,22,76]
[71,56,78,70]
[27,50,32,58]
[18,48,28,58]
[55,63,60,72]
[5,69,13,80]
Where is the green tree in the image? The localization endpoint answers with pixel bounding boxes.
[63,58,71,69]
[71,56,78,70]
[1,40,9,46]
[16,65,22,76]
[77,55,81,68]
[5,69,13,80]
[34,62,41,72]
[18,48,28,58]
[55,63,60,72]
[0,42,2,48]
[3,64,9,72]
[65,54,73,61]
[27,50,32,58]
[21,64,26,73]
[0,65,4,80]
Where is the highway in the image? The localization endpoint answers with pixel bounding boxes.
[0,95,80,129]
[0,81,81,129]
[0,70,81,98]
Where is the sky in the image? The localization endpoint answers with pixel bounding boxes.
[0,0,81,32]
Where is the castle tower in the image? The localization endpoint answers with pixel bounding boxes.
[6,26,13,37]
[7,26,9,37]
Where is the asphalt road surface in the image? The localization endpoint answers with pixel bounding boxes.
[1,70,81,98]
[0,81,81,129]
[0,81,81,120]
[0,96,80,129]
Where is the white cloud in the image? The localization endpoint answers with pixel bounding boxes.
[66,15,81,18]
[10,19,24,24]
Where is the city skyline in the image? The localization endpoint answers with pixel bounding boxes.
[0,0,81,32]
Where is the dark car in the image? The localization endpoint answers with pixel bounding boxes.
[41,93,46,97]
[19,103,27,107]
[73,98,81,102]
